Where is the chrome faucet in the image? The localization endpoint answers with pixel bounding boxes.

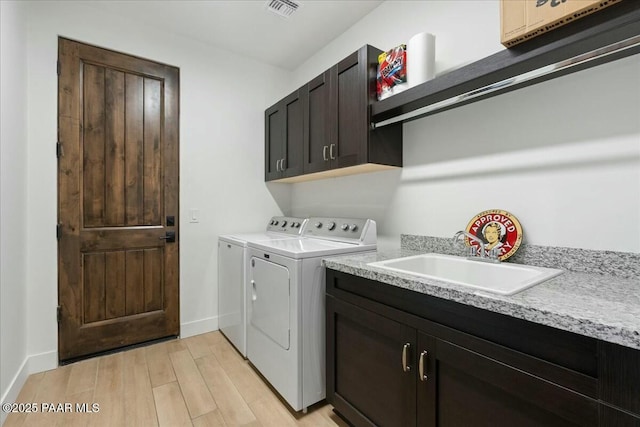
[452,230,500,262]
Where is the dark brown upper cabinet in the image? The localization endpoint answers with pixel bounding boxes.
[264,89,304,181]
[266,45,403,183]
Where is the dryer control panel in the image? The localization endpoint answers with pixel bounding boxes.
[266,216,308,234]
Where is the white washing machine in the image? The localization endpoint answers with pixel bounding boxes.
[246,217,376,412]
[218,216,307,357]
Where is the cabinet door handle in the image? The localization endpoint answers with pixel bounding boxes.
[419,350,428,381]
[281,158,286,170]
[323,145,329,161]
[329,143,336,160]
[402,343,411,372]
[275,159,280,172]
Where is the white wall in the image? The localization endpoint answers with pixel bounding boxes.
[1,0,29,417]
[22,0,292,370]
[290,0,640,253]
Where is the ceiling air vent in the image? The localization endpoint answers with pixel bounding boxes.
[265,0,301,18]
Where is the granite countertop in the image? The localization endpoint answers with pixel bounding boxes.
[323,248,640,351]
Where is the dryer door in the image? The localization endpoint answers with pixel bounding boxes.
[249,256,290,350]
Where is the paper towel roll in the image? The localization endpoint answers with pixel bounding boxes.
[407,32,436,88]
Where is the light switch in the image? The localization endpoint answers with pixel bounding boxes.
[189,209,200,223]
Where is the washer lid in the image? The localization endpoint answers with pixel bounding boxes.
[219,232,300,246]
[248,237,376,259]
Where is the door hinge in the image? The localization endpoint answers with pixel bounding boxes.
[57,306,61,322]
[56,142,63,158]
[57,61,61,76]
[56,223,62,240]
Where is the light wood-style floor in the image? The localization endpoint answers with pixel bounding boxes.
[4,331,348,427]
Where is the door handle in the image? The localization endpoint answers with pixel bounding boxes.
[323,145,328,161]
[329,144,336,160]
[419,350,428,381]
[251,280,257,301]
[402,343,411,372]
[276,159,281,172]
[281,158,286,171]
[159,231,176,243]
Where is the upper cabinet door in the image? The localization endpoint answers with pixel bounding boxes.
[332,48,368,169]
[265,89,303,181]
[282,90,304,178]
[265,102,284,181]
[303,70,332,174]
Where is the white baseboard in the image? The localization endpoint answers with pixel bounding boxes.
[27,350,57,374]
[1,357,28,426]
[180,316,218,339]
[0,350,56,425]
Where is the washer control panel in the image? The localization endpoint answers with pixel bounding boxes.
[266,216,307,234]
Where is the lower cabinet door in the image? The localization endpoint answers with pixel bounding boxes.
[327,295,416,427]
[599,404,640,427]
[419,336,599,427]
[416,333,437,427]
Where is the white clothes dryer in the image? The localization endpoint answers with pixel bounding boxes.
[246,217,376,412]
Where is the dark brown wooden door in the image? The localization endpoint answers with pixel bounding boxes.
[282,89,303,178]
[326,295,417,427]
[423,337,598,427]
[265,101,284,181]
[332,47,368,169]
[57,38,180,362]
[303,70,332,174]
[264,89,303,181]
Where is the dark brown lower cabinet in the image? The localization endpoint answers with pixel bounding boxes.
[328,295,597,427]
[329,296,416,427]
[326,269,640,427]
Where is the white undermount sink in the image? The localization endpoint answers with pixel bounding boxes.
[368,253,563,295]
